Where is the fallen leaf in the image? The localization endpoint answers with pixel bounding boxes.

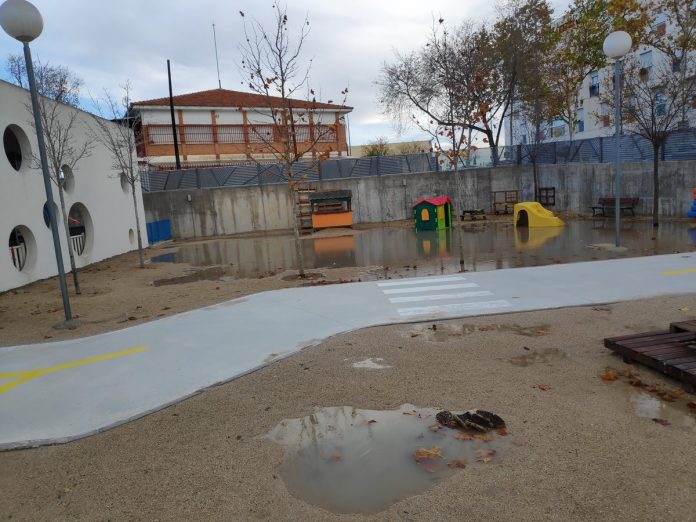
[473,433,493,442]
[642,385,658,393]
[652,418,670,426]
[538,384,551,391]
[687,401,696,413]
[673,390,685,397]
[592,306,611,312]
[413,447,443,462]
[620,369,635,378]
[448,459,467,469]
[496,426,509,436]
[328,452,342,462]
[475,448,496,463]
[367,419,378,424]
[409,333,420,338]
[600,369,618,382]
[628,379,643,387]
[455,432,476,441]
[402,412,415,416]
[678,307,690,312]
[429,423,442,431]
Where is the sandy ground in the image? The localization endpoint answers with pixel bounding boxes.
[2,294,696,521]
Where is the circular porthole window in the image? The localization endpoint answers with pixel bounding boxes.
[42,201,60,228]
[3,125,31,172]
[68,203,94,256]
[60,165,75,193]
[8,225,37,272]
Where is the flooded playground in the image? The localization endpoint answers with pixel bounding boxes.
[150,219,696,279]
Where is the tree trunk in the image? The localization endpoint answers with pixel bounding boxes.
[652,143,660,228]
[131,182,145,268]
[452,159,466,272]
[488,129,499,166]
[58,183,81,294]
[289,179,306,278]
[533,161,539,202]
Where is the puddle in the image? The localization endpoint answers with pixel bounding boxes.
[264,404,508,514]
[146,220,695,279]
[629,391,696,431]
[415,322,551,342]
[352,358,392,369]
[509,347,568,367]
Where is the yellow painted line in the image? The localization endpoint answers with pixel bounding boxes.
[0,345,148,395]
[661,268,696,276]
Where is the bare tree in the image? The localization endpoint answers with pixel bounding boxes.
[599,53,696,226]
[379,20,485,271]
[363,137,390,156]
[6,55,92,294]
[88,81,145,268]
[238,3,348,278]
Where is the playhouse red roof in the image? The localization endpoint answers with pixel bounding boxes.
[412,196,451,208]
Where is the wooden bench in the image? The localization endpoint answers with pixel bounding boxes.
[460,209,486,221]
[591,197,639,217]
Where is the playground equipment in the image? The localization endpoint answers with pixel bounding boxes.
[413,196,452,231]
[309,190,353,230]
[688,188,696,218]
[514,202,565,228]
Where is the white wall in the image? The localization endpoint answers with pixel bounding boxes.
[0,81,148,292]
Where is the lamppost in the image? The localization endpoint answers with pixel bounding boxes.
[603,30,632,248]
[0,0,74,324]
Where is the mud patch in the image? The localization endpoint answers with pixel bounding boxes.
[153,266,225,286]
[412,322,551,342]
[509,347,568,367]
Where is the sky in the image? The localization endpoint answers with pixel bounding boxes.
[0,0,570,147]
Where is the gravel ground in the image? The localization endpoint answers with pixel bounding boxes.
[2,294,696,521]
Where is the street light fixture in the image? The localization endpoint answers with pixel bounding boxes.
[603,30,632,248]
[0,0,74,324]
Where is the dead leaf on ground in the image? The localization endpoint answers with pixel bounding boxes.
[652,418,670,426]
[409,332,420,338]
[678,307,690,312]
[592,306,611,312]
[496,426,509,436]
[367,419,378,424]
[687,401,696,413]
[429,423,442,431]
[448,459,467,469]
[413,447,443,462]
[538,384,551,391]
[600,369,618,382]
[328,452,342,462]
[628,379,643,387]
[455,432,476,441]
[475,448,496,463]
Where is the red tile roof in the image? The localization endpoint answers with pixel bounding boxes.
[131,88,352,111]
[413,196,451,208]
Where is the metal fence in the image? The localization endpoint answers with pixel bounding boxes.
[141,153,435,192]
[140,128,696,192]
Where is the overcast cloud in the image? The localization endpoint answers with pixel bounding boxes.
[1,0,570,146]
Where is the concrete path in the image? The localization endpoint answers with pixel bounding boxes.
[1,253,695,449]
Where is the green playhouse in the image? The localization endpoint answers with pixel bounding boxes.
[413,196,452,231]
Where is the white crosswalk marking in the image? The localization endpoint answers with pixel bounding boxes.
[382,283,479,295]
[377,275,468,287]
[376,274,510,318]
[389,290,493,304]
[397,300,512,317]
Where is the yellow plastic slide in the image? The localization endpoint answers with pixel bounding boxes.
[513,202,565,228]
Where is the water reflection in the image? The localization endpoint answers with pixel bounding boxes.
[150,220,695,279]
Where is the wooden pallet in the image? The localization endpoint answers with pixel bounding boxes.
[604,321,696,391]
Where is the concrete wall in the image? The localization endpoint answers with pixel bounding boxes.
[1,81,148,292]
[143,160,696,239]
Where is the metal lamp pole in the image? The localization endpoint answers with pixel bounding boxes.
[0,0,73,323]
[613,58,622,247]
[603,31,632,248]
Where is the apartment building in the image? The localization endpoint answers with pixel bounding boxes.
[506,10,695,146]
[130,88,353,170]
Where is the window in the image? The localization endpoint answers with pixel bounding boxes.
[551,119,566,137]
[600,104,611,127]
[576,108,584,133]
[3,125,30,171]
[654,21,666,36]
[655,92,667,117]
[589,72,599,97]
[640,51,653,78]
[520,134,527,145]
